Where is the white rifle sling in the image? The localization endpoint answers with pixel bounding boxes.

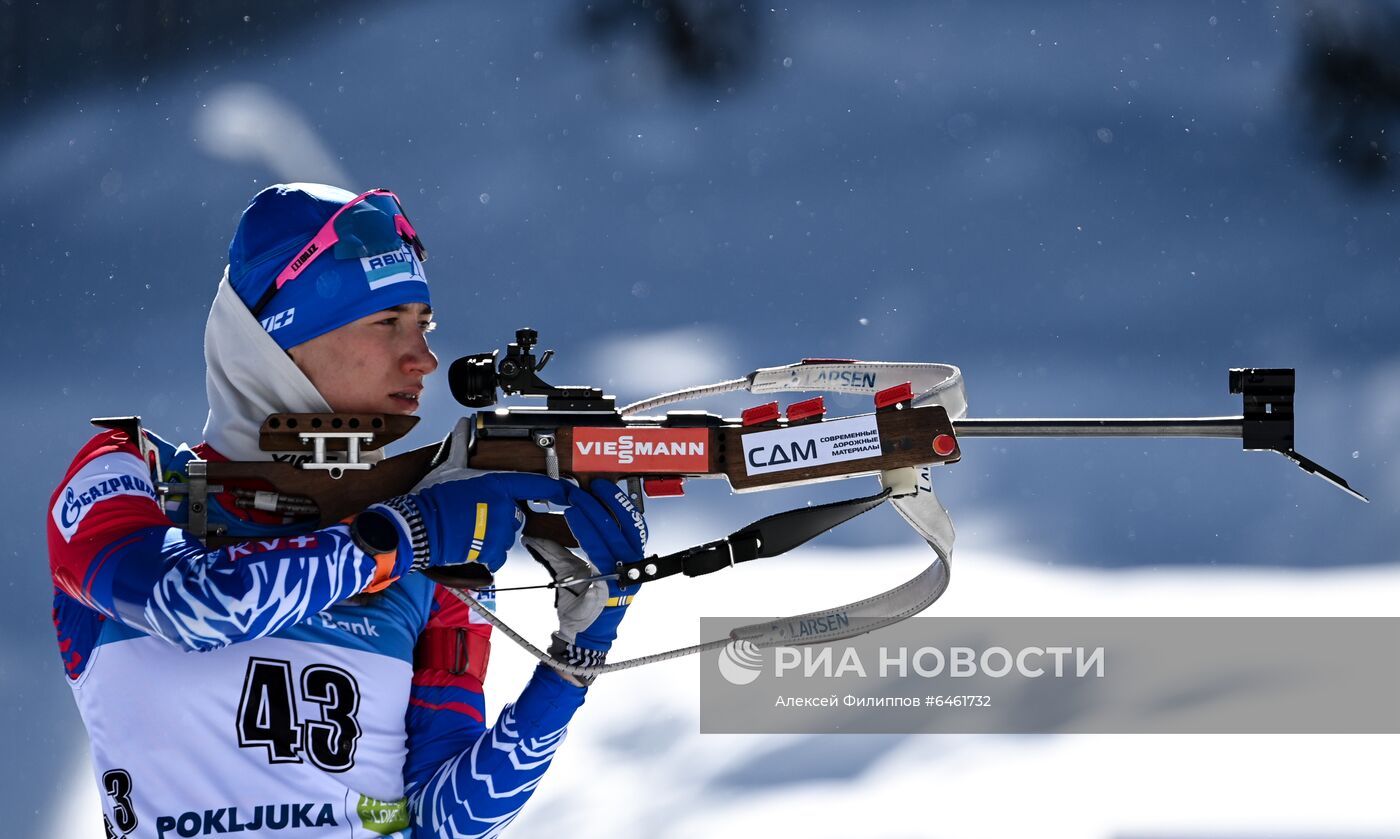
[450,361,966,678]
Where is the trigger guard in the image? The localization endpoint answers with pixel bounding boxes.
[421,563,495,590]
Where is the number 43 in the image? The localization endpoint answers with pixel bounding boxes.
[237,657,362,772]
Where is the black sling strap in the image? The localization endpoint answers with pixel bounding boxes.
[613,488,892,585]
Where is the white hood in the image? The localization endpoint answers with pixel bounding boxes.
[201,270,383,463]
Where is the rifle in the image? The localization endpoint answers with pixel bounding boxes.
[176,328,1366,677]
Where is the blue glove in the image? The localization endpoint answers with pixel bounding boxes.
[523,478,648,674]
[368,471,576,574]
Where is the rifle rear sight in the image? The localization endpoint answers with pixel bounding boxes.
[448,328,614,412]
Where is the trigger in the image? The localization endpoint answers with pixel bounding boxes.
[522,509,580,549]
[421,563,495,590]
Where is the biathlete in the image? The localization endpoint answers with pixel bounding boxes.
[48,183,642,838]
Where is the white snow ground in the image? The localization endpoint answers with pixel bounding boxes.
[52,535,1400,838]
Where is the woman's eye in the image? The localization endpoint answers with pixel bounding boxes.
[420,321,437,334]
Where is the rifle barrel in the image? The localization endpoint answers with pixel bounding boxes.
[952,417,1243,439]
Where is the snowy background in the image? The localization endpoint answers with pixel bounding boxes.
[4,1,1397,836]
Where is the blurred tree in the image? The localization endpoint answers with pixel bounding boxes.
[579,0,762,86]
[1297,1,1400,182]
[0,0,369,113]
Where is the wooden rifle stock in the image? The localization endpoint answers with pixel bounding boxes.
[204,403,961,547]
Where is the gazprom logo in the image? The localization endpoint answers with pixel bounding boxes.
[362,244,425,290]
[52,452,158,542]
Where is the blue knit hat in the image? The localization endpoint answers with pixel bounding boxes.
[228,183,431,350]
